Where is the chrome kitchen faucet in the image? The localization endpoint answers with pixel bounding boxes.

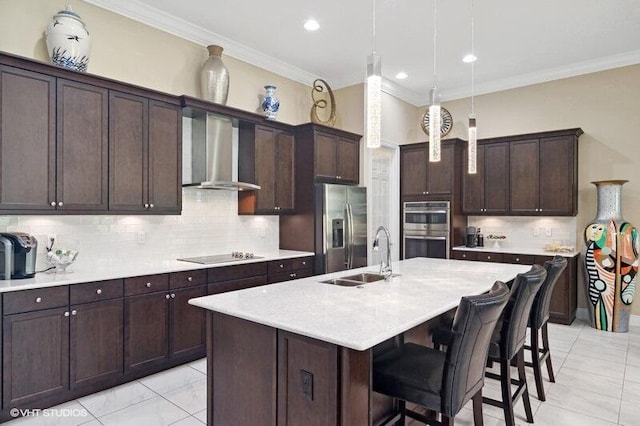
[373,226,392,280]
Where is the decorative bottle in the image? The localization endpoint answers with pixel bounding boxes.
[261,85,280,120]
[583,180,638,332]
[200,45,229,105]
[476,228,484,247]
[45,4,91,72]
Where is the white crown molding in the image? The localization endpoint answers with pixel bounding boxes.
[83,0,320,86]
[440,49,640,103]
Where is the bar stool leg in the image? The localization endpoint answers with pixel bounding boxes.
[542,322,555,382]
[517,349,534,423]
[500,358,516,426]
[530,327,546,401]
[472,390,484,426]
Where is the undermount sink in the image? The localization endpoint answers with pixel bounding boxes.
[320,272,399,287]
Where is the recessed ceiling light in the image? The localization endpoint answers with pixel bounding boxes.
[395,72,408,80]
[462,54,477,63]
[304,19,320,31]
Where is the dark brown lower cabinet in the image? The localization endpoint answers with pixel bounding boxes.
[2,307,69,409]
[70,298,123,390]
[124,291,170,373]
[170,285,206,361]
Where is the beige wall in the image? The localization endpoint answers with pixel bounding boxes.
[0,0,313,125]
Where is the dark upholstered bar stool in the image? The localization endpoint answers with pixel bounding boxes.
[483,265,547,426]
[372,281,511,426]
[525,256,567,401]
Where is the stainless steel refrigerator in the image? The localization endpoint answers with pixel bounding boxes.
[314,184,368,274]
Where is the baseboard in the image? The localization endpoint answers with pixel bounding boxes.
[575,307,640,327]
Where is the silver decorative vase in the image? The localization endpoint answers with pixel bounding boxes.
[583,180,638,332]
[200,45,229,104]
[45,4,91,72]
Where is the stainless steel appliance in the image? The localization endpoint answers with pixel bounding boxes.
[315,184,367,274]
[178,252,263,265]
[402,201,450,259]
[0,232,38,279]
[466,226,478,248]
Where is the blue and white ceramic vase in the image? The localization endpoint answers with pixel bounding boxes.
[45,4,91,72]
[261,85,280,120]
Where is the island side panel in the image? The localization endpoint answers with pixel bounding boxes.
[340,347,373,425]
[209,312,277,426]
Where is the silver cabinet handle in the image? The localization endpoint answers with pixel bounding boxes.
[170,293,176,299]
[462,254,467,258]
[146,282,152,288]
[187,276,193,282]
[35,297,42,303]
[515,258,520,262]
[165,294,170,299]
[71,310,77,316]
[302,261,306,265]
[279,264,284,269]
[144,203,149,208]
[50,201,56,207]
[487,256,491,260]
[64,311,70,317]
[149,203,154,209]
[58,201,63,207]
[96,289,102,295]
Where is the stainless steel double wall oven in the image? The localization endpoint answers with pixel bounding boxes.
[402,201,450,259]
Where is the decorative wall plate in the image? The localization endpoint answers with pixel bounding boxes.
[421,107,453,136]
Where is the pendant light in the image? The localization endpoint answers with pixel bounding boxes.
[467,0,477,174]
[428,0,441,162]
[366,0,381,149]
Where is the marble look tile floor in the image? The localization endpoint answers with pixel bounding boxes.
[5,319,640,425]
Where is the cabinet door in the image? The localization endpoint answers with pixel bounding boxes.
[57,79,109,211]
[484,142,509,214]
[315,132,337,179]
[109,91,148,212]
[539,136,576,215]
[70,298,123,390]
[255,126,277,212]
[535,255,576,324]
[400,145,427,197]
[425,142,454,195]
[170,286,206,360]
[0,66,56,211]
[276,131,295,211]
[336,137,359,183]
[124,292,169,372]
[462,144,485,213]
[148,100,181,214]
[3,307,69,408]
[510,139,539,214]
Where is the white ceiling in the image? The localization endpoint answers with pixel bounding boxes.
[86,0,640,105]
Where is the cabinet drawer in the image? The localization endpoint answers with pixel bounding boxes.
[268,259,292,274]
[207,262,268,283]
[268,268,313,284]
[502,254,535,265]
[291,257,313,271]
[124,274,169,296]
[3,285,69,315]
[476,252,504,263]
[170,269,207,289]
[208,275,268,295]
[70,279,124,305]
[452,251,477,261]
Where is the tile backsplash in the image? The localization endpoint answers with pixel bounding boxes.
[0,188,279,271]
[467,216,578,250]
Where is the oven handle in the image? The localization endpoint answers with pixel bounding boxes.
[404,209,449,214]
[404,235,447,241]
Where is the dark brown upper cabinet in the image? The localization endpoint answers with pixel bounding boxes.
[0,67,108,213]
[510,131,581,216]
[109,92,181,214]
[295,123,361,184]
[238,123,295,214]
[462,141,510,214]
[400,139,463,200]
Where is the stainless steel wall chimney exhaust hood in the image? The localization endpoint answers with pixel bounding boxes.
[183,112,260,191]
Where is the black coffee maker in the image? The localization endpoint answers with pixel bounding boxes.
[0,232,38,279]
[466,226,478,248]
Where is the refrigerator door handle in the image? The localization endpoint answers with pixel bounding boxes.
[346,203,355,269]
[343,205,350,268]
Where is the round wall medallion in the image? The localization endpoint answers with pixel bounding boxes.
[421,107,453,136]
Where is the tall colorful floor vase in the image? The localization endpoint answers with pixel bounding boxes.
[583,180,639,332]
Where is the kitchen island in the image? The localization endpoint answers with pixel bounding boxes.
[189,257,529,425]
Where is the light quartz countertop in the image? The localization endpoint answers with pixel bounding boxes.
[189,257,530,351]
[0,250,314,293]
[452,245,580,257]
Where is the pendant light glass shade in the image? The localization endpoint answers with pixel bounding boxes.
[468,114,477,174]
[366,53,382,149]
[428,88,441,162]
